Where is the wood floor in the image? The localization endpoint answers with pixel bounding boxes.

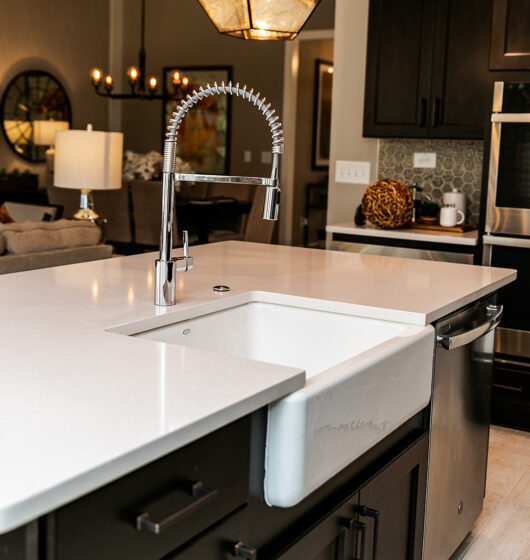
[450,426,530,560]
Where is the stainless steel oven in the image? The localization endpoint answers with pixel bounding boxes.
[486,82,530,237]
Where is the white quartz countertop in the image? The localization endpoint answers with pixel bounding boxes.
[0,241,515,534]
[327,222,479,246]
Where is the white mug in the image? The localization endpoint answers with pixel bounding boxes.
[440,205,465,227]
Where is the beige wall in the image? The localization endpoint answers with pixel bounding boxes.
[292,39,334,246]
[120,0,334,178]
[0,0,110,180]
[326,0,378,232]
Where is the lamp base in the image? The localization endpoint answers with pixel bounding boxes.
[73,188,100,221]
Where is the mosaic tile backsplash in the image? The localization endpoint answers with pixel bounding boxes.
[377,139,484,223]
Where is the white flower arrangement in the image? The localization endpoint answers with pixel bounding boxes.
[122,150,194,190]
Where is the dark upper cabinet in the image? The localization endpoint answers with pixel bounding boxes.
[430,0,493,138]
[364,0,493,139]
[490,0,530,70]
[364,0,435,138]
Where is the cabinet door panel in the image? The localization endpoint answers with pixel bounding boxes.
[273,498,357,560]
[490,0,530,69]
[164,507,249,560]
[430,0,493,138]
[363,0,435,137]
[357,435,428,560]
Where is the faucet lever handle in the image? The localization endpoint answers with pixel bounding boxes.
[182,230,189,258]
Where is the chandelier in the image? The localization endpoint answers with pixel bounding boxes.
[90,0,189,101]
[197,0,322,40]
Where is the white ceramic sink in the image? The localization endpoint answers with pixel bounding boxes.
[121,293,435,507]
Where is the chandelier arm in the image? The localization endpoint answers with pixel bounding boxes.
[164,81,284,173]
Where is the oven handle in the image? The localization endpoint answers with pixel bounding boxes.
[491,113,530,123]
[437,305,503,350]
[483,234,530,249]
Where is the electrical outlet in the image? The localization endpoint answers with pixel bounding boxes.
[261,151,272,164]
[335,161,371,184]
[243,150,252,163]
[413,152,437,168]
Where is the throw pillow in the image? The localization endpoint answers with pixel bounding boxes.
[0,204,14,224]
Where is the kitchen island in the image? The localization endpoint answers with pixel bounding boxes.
[0,242,515,559]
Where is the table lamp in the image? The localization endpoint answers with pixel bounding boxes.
[54,124,123,220]
[33,120,70,173]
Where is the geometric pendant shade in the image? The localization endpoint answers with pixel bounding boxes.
[197,0,322,40]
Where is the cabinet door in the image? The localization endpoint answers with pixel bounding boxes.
[164,507,250,560]
[490,0,530,69]
[363,0,435,138]
[357,435,428,560]
[429,0,493,139]
[272,497,359,560]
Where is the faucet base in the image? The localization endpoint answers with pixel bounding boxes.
[155,256,194,306]
[155,259,177,306]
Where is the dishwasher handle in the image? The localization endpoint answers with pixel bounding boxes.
[437,305,503,350]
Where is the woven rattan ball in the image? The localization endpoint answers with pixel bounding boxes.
[361,178,413,229]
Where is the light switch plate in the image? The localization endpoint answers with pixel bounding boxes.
[261,151,272,164]
[243,150,252,163]
[413,152,437,168]
[335,160,371,184]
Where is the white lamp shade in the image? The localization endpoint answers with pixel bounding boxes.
[54,128,123,190]
[33,120,69,146]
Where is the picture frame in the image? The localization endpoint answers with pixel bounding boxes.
[312,59,333,170]
[163,66,233,175]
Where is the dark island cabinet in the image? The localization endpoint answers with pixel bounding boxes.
[364,0,493,139]
[0,414,429,560]
[490,0,530,70]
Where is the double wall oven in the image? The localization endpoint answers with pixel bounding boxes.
[483,81,530,430]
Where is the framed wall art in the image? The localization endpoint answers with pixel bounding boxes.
[163,66,233,175]
[312,59,333,170]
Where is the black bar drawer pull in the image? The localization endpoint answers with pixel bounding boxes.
[344,518,366,560]
[356,505,379,560]
[419,98,427,127]
[493,383,524,393]
[136,481,218,535]
[233,541,258,559]
[431,97,440,127]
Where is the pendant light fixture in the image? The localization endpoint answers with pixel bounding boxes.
[90,0,189,100]
[197,0,322,40]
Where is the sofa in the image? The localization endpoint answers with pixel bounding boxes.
[0,219,113,275]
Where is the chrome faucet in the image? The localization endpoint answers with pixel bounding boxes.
[155,81,284,306]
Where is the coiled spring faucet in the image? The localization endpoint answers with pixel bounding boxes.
[155,81,285,306]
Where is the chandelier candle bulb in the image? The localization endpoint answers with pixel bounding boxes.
[104,75,113,92]
[90,68,102,85]
[148,77,157,91]
[127,66,139,84]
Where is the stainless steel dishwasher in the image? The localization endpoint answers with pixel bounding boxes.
[424,296,503,560]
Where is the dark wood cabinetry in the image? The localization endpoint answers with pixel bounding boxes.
[490,0,530,70]
[0,413,429,560]
[356,435,428,560]
[364,0,493,139]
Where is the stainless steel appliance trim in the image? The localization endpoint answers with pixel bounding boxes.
[485,118,530,236]
[437,305,503,350]
[491,113,530,123]
[485,117,501,234]
[483,234,530,249]
[496,327,530,360]
[492,81,504,113]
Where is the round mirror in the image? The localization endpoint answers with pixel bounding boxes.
[1,70,72,163]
